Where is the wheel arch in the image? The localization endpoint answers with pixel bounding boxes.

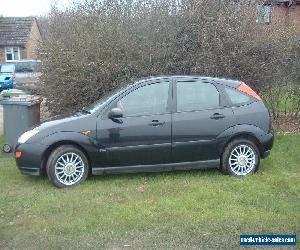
[221,132,264,158]
[40,140,91,175]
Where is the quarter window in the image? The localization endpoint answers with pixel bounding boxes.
[177,81,220,112]
[118,82,169,116]
[225,87,250,105]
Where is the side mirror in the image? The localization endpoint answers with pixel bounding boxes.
[108,108,123,119]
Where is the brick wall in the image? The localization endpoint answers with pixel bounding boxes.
[20,48,27,60]
[23,20,42,60]
[0,48,4,64]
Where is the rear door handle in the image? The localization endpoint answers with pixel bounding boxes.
[210,113,225,120]
[148,120,165,126]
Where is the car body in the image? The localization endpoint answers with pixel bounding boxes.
[15,76,274,187]
[0,63,15,91]
[14,60,42,92]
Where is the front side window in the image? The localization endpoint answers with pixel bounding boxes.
[118,81,170,117]
[225,87,250,105]
[5,47,20,61]
[177,81,220,112]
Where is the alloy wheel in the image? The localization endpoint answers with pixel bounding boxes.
[55,152,85,186]
[228,144,256,176]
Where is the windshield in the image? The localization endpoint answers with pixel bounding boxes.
[85,84,129,113]
[15,61,40,73]
[1,64,15,73]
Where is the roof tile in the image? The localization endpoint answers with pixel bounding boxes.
[0,17,35,46]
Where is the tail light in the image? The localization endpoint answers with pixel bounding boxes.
[13,74,16,82]
[238,83,262,101]
[15,151,22,159]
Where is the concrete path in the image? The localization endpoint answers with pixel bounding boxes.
[0,105,3,135]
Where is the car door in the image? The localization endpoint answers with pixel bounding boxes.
[172,78,235,163]
[96,79,172,167]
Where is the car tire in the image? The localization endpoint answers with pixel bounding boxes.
[222,138,260,176]
[46,145,89,188]
[3,144,12,153]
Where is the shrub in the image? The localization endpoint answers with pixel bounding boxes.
[39,0,300,116]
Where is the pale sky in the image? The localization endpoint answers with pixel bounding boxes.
[0,0,75,17]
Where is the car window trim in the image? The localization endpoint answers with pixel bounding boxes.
[223,85,256,107]
[96,80,149,118]
[100,78,172,119]
[174,78,222,113]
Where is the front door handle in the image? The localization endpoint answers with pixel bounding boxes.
[149,120,165,126]
[210,113,225,120]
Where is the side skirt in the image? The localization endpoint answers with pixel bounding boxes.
[92,159,220,175]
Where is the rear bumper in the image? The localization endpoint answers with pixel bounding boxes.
[262,150,271,159]
[15,142,47,176]
[261,132,274,159]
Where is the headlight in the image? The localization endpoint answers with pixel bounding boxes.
[18,128,39,144]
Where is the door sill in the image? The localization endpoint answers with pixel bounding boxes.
[92,159,220,175]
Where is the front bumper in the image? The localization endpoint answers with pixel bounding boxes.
[15,142,48,176]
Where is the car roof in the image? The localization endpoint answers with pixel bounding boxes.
[15,60,41,63]
[131,75,242,88]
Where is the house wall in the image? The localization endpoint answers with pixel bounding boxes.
[23,20,42,60]
[0,47,27,64]
[21,48,27,60]
[0,48,4,64]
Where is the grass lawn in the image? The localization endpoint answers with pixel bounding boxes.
[0,135,299,249]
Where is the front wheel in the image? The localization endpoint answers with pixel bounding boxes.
[222,139,260,176]
[46,145,89,188]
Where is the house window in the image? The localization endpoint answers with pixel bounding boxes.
[256,4,271,23]
[5,47,21,61]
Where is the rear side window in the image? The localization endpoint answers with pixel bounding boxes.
[225,87,251,105]
[177,81,219,112]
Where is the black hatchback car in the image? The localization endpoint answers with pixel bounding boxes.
[15,76,273,187]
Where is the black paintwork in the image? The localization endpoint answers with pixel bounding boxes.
[15,76,274,176]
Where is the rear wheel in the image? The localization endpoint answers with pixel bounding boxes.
[222,138,260,176]
[46,145,89,188]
